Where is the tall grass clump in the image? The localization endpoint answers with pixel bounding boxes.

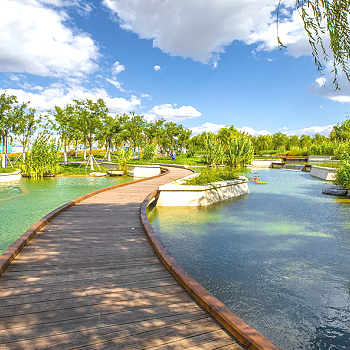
[202,133,225,166]
[226,136,254,166]
[20,133,60,179]
[334,153,350,189]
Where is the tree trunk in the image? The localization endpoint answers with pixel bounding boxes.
[89,136,94,170]
[64,139,68,165]
[108,140,111,161]
[1,133,5,168]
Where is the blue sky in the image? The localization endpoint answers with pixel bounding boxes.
[1,0,350,137]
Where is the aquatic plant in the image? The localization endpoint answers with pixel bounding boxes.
[20,133,60,179]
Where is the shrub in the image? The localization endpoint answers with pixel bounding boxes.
[183,168,239,186]
[142,142,157,160]
[334,153,350,189]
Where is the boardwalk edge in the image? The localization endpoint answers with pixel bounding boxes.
[141,189,281,350]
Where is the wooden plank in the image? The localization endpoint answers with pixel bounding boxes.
[0,311,209,349]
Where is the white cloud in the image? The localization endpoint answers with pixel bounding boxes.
[190,122,227,136]
[112,61,125,75]
[103,0,308,66]
[147,103,202,122]
[306,66,350,103]
[237,126,272,136]
[106,78,126,92]
[0,0,99,78]
[154,65,161,71]
[285,125,334,137]
[316,77,326,87]
[0,87,141,115]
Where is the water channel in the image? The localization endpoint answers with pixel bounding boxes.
[0,175,133,255]
[148,168,350,350]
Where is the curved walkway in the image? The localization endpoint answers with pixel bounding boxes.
[0,167,245,350]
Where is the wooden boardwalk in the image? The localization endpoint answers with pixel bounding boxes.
[0,167,245,350]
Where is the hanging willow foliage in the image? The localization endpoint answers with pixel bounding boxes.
[20,133,60,179]
[278,0,350,89]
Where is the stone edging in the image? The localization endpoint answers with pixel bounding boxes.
[140,190,281,350]
[0,168,170,277]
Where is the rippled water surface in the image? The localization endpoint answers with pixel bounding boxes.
[148,168,350,350]
[0,175,133,255]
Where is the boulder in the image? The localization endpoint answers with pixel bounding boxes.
[322,186,349,196]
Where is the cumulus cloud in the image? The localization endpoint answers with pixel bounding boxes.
[146,103,202,122]
[190,122,227,136]
[154,65,161,71]
[0,0,99,78]
[103,0,308,66]
[0,87,141,115]
[237,126,272,136]
[112,61,125,75]
[285,125,334,137]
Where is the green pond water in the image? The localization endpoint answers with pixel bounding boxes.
[148,168,350,350]
[0,175,133,255]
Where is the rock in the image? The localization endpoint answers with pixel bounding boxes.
[322,186,349,196]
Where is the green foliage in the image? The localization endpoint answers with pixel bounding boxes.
[225,136,254,166]
[142,142,157,160]
[334,153,350,189]
[202,132,225,165]
[182,168,239,186]
[117,148,133,175]
[0,166,17,174]
[143,154,204,166]
[330,118,350,141]
[20,133,60,179]
[57,164,110,176]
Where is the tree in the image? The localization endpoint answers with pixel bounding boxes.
[272,132,289,149]
[330,117,350,141]
[164,121,182,152]
[124,113,147,153]
[286,135,300,150]
[278,0,350,89]
[97,115,121,161]
[0,91,28,167]
[299,134,313,148]
[145,118,165,143]
[13,107,39,162]
[73,99,107,170]
[178,127,192,153]
[53,104,75,165]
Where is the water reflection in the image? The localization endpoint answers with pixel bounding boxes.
[148,169,350,350]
